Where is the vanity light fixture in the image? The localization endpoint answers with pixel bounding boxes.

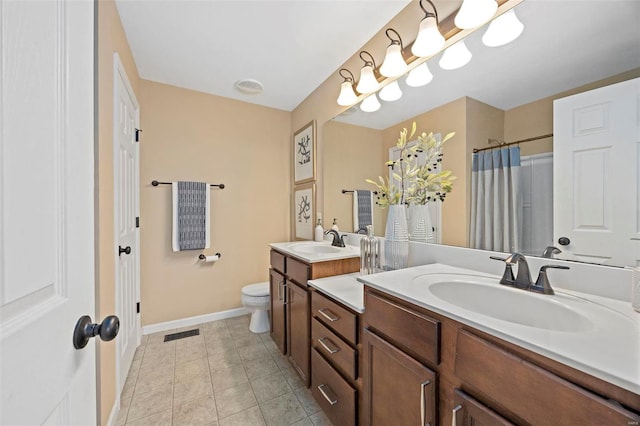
[379,80,403,102]
[360,93,381,112]
[336,68,358,106]
[411,0,445,58]
[356,51,381,94]
[380,29,409,78]
[439,40,472,70]
[454,0,498,29]
[405,62,433,87]
[482,9,524,47]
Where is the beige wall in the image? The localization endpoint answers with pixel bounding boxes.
[323,121,383,234]
[97,1,140,424]
[138,80,291,326]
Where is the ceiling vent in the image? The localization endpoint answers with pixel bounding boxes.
[234,79,263,95]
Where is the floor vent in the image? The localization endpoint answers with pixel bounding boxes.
[164,328,199,342]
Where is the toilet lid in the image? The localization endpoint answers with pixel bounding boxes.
[242,282,269,297]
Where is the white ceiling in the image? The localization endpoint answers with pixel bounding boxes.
[115,0,412,112]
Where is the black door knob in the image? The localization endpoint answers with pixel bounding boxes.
[73,315,120,349]
[558,237,571,246]
[119,245,131,256]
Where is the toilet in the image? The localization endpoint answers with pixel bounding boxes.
[241,282,270,333]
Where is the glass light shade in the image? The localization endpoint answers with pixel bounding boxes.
[405,63,433,87]
[411,16,445,57]
[454,0,497,29]
[380,44,408,78]
[482,9,524,47]
[360,94,381,112]
[439,40,472,70]
[337,81,358,106]
[356,65,380,94]
[379,81,403,102]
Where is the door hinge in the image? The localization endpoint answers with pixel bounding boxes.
[135,128,142,142]
[136,217,140,228]
[136,302,140,314]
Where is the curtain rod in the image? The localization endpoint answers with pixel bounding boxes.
[151,180,225,189]
[473,133,553,153]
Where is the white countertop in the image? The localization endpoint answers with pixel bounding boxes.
[269,241,360,264]
[347,263,640,395]
[308,273,364,313]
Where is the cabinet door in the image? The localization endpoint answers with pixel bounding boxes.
[452,389,514,426]
[362,329,437,426]
[269,269,286,354]
[287,280,311,386]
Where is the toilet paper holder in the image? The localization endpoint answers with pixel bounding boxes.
[199,253,221,261]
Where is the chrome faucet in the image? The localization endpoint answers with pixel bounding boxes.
[491,252,569,295]
[324,229,346,247]
[541,246,561,258]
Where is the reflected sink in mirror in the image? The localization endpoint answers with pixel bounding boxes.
[418,274,594,332]
[289,243,342,255]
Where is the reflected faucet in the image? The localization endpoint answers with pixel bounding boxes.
[542,246,561,258]
[324,229,346,247]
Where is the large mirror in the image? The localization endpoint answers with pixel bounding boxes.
[323,0,640,267]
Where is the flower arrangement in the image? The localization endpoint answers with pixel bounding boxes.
[366,122,456,207]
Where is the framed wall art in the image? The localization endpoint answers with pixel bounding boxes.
[293,120,316,184]
[293,182,315,240]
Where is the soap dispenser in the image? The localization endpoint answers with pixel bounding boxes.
[331,218,339,232]
[360,225,379,275]
[314,218,323,242]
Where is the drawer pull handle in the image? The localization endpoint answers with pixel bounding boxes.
[317,384,338,406]
[318,308,339,322]
[318,337,339,354]
[452,404,462,426]
[420,380,431,426]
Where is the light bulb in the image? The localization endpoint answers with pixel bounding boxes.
[337,81,358,106]
[406,63,433,87]
[455,0,497,29]
[360,94,381,112]
[379,81,403,102]
[356,65,379,94]
[380,43,408,78]
[411,16,445,57]
[439,40,472,70]
[482,9,524,47]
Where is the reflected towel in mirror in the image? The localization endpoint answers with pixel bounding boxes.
[353,190,374,233]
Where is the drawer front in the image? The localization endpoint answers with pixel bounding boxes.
[455,330,640,425]
[287,256,310,286]
[364,289,440,366]
[312,318,357,381]
[312,291,357,345]
[453,389,514,426]
[311,348,357,426]
[270,250,286,274]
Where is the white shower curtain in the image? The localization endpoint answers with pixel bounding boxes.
[470,147,523,253]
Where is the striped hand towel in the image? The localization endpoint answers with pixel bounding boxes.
[172,181,210,251]
[353,190,373,233]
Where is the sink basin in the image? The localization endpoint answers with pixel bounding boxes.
[290,244,342,255]
[421,275,594,332]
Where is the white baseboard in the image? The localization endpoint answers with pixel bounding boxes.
[142,307,250,335]
[105,397,120,426]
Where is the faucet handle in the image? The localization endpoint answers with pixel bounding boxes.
[532,265,570,295]
[489,256,515,284]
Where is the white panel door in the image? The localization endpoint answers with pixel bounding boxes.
[114,54,140,393]
[553,77,640,266]
[0,0,97,425]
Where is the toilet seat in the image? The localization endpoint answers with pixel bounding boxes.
[241,282,269,297]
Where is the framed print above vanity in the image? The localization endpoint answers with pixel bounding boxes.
[293,182,315,241]
[293,120,316,184]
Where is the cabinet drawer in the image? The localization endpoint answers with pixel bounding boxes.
[287,256,310,286]
[311,348,356,426]
[455,330,640,425]
[270,250,285,274]
[312,291,357,345]
[312,318,357,381]
[364,290,440,366]
[453,389,514,426]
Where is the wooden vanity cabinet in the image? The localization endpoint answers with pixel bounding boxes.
[452,389,514,426]
[269,268,286,354]
[287,278,310,385]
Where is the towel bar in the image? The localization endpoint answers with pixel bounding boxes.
[342,189,378,194]
[152,180,225,189]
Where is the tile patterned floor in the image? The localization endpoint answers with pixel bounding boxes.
[116,315,334,426]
